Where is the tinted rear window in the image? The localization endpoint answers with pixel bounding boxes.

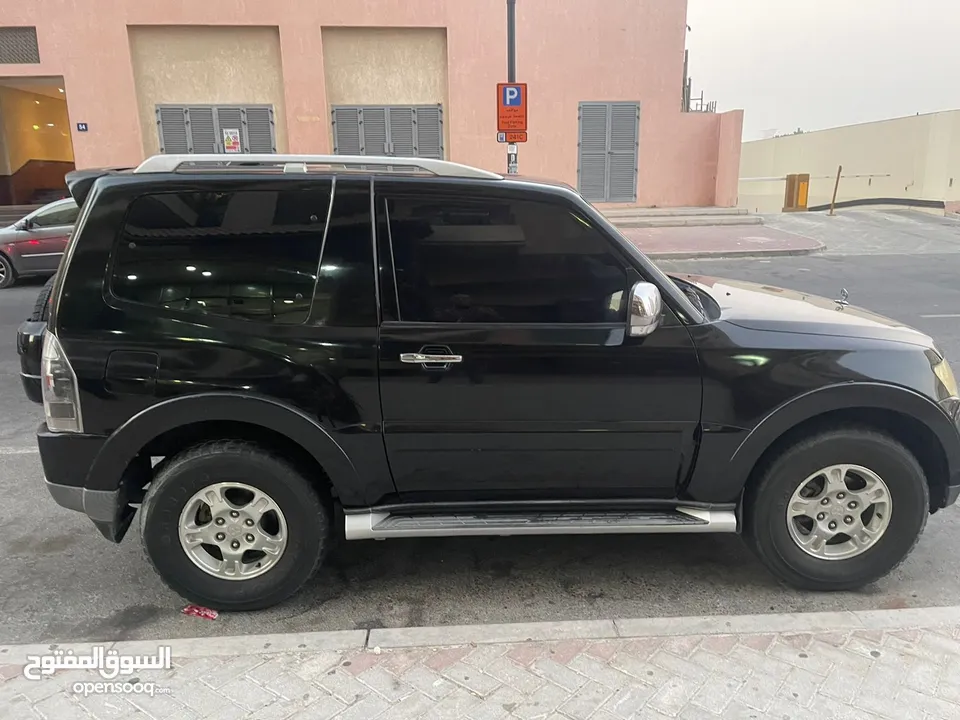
[111,186,332,324]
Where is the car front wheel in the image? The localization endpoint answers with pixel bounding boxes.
[745,427,929,591]
[0,254,16,289]
[140,440,330,610]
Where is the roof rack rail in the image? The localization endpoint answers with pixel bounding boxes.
[133,154,503,180]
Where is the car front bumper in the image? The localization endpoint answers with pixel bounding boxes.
[940,396,960,508]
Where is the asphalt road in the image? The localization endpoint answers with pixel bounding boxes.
[2,217,960,645]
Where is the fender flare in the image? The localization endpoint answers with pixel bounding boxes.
[728,382,960,484]
[85,392,360,498]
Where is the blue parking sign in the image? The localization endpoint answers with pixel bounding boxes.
[502,85,523,106]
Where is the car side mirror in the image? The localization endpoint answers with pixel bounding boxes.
[628,281,662,337]
[16,219,31,231]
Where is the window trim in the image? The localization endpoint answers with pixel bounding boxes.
[377,189,633,327]
[105,185,335,328]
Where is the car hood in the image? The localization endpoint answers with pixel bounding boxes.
[674,273,935,349]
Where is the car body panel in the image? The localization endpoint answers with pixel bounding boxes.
[678,273,935,347]
[378,319,701,502]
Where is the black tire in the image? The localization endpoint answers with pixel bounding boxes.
[0,253,15,289]
[30,275,56,321]
[744,427,929,591]
[140,440,330,610]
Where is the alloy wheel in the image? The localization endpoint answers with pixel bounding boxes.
[178,482,288,580]
[786,464,892,560]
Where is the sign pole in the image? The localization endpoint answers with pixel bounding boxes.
[506,0,518,174]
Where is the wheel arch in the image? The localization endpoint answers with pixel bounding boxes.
[731,383,959,512]
[85,393,365,505]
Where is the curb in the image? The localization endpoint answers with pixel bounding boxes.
[648,243,825,261]
[613,219,765,229]
[2,605,958,664]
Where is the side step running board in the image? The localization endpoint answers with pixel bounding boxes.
[343,508,737,540]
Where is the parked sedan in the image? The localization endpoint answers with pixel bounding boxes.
[0,198,78,288]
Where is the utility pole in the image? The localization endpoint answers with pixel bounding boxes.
[829,165,843,216]
[506,0,518,174]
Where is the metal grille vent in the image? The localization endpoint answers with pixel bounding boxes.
[0,27,40,64]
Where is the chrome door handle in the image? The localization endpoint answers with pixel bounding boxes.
[400,353,463,364]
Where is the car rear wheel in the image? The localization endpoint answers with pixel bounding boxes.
[31,275,56,321]
[744,427,929,591]
[0,254,16,289]
[140,440,330,610]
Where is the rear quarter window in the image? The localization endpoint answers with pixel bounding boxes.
[111,186,333,324]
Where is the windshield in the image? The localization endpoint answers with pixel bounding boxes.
[669,274,722,321]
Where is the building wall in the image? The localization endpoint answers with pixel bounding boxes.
[129,26,288,157]
[321,27,450,155]
[715,110,744,207]
[739,110,960,213]
[0,0,742,207]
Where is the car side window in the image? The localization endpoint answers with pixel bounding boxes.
[30,203,78,228]
[111,185,333,324]
[384,194,628,324]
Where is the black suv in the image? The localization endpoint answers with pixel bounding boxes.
[23,154,960,611]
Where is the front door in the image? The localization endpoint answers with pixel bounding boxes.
[375,182,701,502]
[20,200,78,273]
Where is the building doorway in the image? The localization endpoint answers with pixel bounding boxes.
[0,76,75,206]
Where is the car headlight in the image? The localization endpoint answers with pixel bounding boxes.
[934,356,959,398]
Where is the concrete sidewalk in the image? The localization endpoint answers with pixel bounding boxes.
[623,225,824,260]
[3,607,960,719]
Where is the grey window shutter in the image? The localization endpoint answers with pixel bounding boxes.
[157,106,189,153]
[244,106,276,153]
[214,106,244,152]
[578,103,609,202]
[608,103,640,202]
[360,107,388,155]
[414,105,444,159]
[387,107,415,157]
[332,107,362,155]
[186,107,218,154]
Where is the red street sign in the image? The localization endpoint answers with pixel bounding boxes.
[497,83,528,133]
[497,131,528,143]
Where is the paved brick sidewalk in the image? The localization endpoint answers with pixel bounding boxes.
[621,225,823,260]
[2,609,960,720]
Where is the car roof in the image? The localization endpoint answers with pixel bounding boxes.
[503,175,578,192]
[34,197,77,212]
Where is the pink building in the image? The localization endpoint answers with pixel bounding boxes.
[0,0,742,208]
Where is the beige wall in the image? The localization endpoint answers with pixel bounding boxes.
[942,113,960,203]
[128,26,288,157]
[321,27,449,155]
[739,110,960,213]
[0,87,73,173]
